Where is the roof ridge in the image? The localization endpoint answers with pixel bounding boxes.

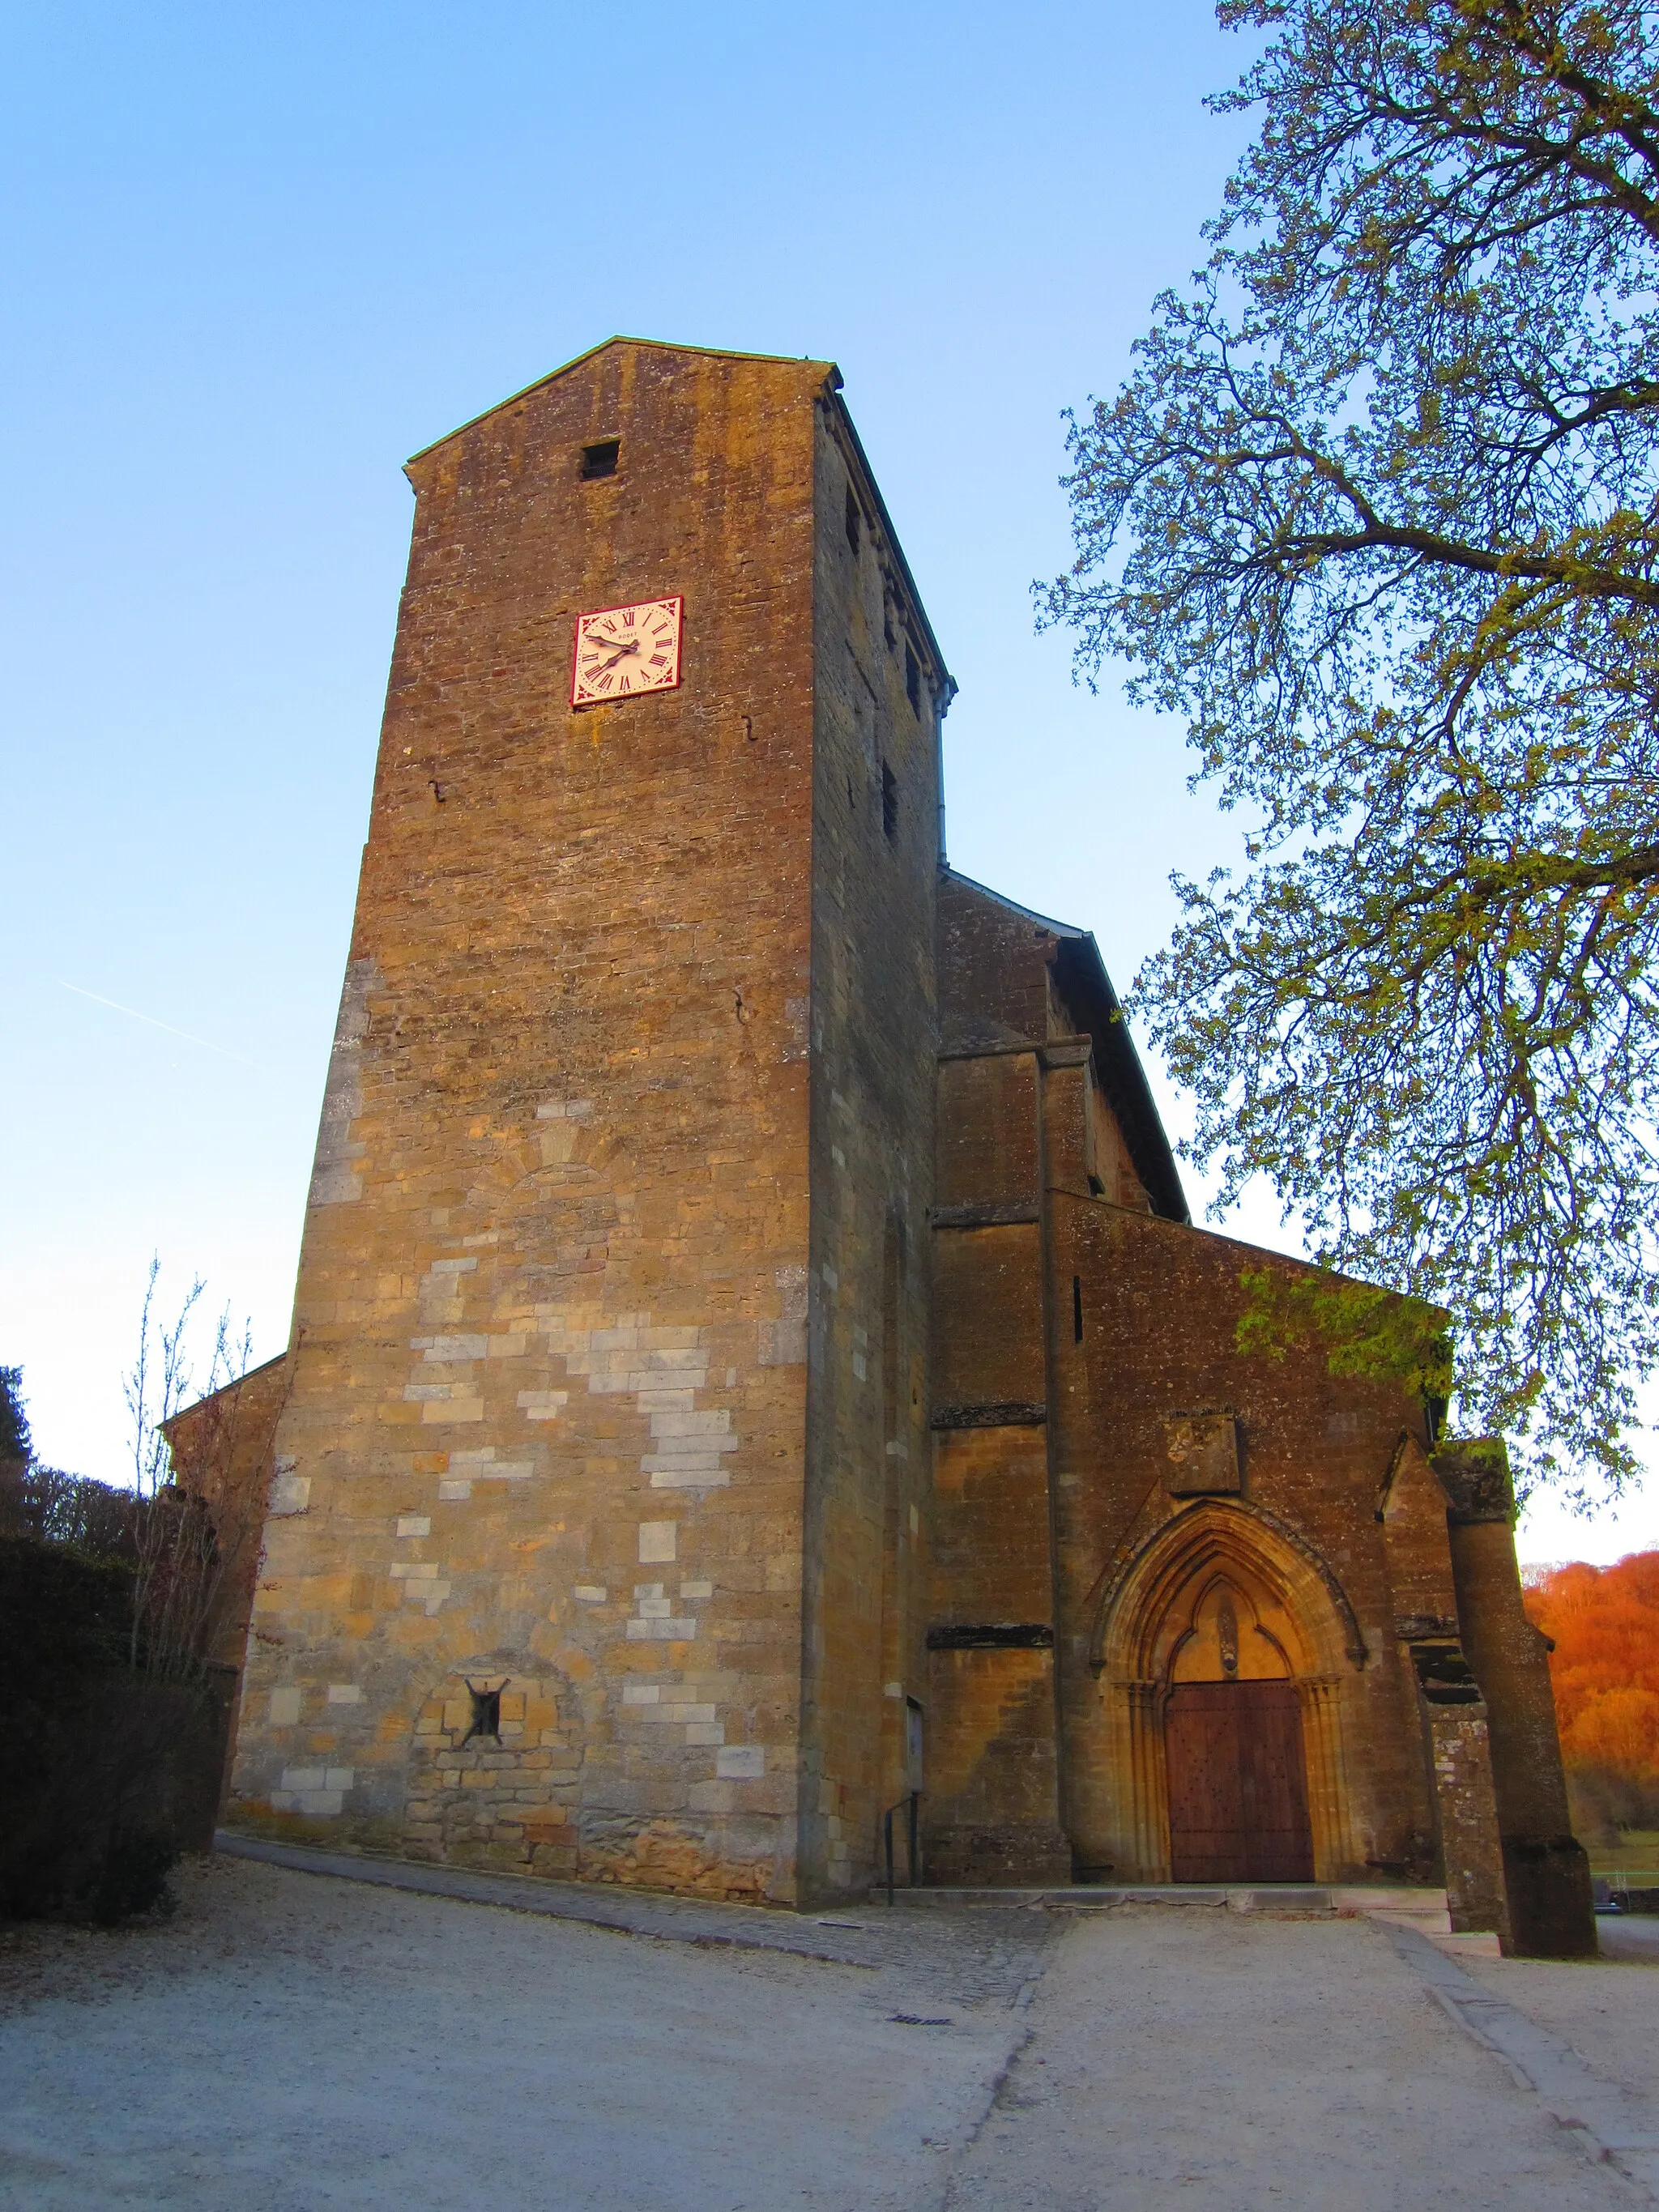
[941,865,1085,940]
[405,336,838,467]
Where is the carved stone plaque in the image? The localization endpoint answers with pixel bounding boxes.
[1163,1412,1243,1497]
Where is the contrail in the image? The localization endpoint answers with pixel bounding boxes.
[58,981,264,1070]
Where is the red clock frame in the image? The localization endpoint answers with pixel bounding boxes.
[570,595,684,709]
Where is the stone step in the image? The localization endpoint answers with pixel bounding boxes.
[1332,1886,1454,1935]
[892,1882,1463,1932]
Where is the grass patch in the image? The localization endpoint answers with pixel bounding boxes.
[1589,1828,1659,1878]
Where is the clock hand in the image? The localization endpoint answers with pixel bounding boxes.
[590,637,642,667]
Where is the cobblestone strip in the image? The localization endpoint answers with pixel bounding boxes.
[1386,1922,1659,2204]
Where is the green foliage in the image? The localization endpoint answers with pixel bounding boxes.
[0,1366,29,1464]
[0,1535,179,1924]
[0,1534,135,1687]
[1041,0,1659,1498]
[0,1276,255,1925]
[1235,1264,1454,1404]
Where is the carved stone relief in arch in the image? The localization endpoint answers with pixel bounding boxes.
[1166,1569,1295,1685]
[1091,1499,1367,1882]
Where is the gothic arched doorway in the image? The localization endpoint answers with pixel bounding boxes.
[1091,1501,1367,1883]
[1162,1574,1314,1881]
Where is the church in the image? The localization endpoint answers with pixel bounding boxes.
[193,338,1592,1954]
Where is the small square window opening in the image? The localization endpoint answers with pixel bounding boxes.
[881,760,898,841]
[464,1681,502,1742]
[904,641,921,715]
[581,439,621,480]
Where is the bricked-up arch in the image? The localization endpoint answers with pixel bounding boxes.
[1091,1501,1367,1882]
[403,1667,581,1874]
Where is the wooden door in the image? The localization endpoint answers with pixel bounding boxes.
[1165,1681,1315,1883]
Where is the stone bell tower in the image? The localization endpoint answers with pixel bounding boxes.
[225,339,953,1903]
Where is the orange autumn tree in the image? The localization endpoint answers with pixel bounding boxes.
[1525,1554,1659,1839]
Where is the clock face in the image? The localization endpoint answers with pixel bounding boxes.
[571,595,684,708]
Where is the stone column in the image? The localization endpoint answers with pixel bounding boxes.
[1438,1443,1597,1958]
[1407,1642,1511,1939]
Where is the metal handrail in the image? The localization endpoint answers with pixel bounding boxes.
[883,1789,922,1906]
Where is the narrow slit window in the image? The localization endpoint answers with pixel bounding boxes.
[905,641,921,715]
[881,759,898,841]
[1073,1276,1084,1345]
[464,1682,502,1742]
[581,438,621,480]
[845,486,861,554]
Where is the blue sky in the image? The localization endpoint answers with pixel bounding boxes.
[3,0,1649,1562]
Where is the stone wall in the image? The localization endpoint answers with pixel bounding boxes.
[163,1353,290,1676]
[927,876,1515,1907]
[796,399,945,1897]
[229,343,842,1900]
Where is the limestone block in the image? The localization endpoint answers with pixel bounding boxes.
[269,1471,311,1517]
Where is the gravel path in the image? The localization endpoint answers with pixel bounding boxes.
[944,1905,1649,2212]
[1461,1920,1659,2112]
[0,1857,1046,2212]
[1,1863,1653,2211]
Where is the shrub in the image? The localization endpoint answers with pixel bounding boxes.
[0,1536,224,1923]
